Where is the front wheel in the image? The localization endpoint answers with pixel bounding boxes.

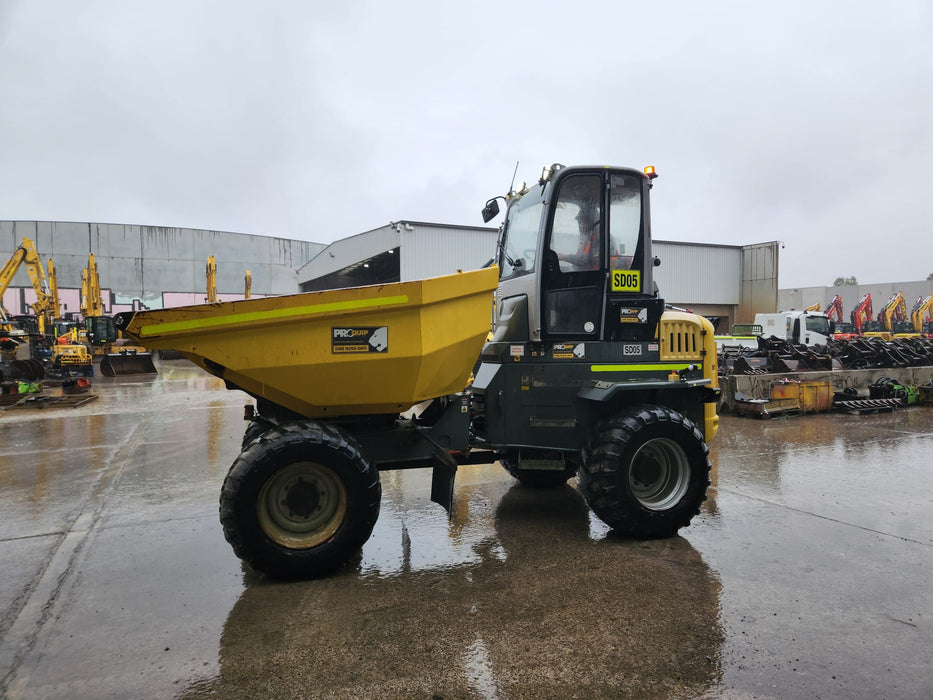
[579,405,710,537]
[220,421,381,578]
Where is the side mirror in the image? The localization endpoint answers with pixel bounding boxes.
[653,256,661,267]
[481,199,500,223]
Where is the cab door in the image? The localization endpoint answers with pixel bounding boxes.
[541,172,605,339]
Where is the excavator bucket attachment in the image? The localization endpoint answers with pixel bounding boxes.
[99,351,158,377]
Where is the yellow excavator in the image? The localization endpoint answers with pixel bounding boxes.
[0,237,56,335]
[864,292,907,341]
[1,238,87,381]
[894,294,933,338]
[45,257,94,375]
[919,295,933,337]
[80,252,157,376]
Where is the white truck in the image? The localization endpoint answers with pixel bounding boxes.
[715,310,833,352]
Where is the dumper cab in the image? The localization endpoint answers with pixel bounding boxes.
[483,164,663,345]
[473,164,718,455]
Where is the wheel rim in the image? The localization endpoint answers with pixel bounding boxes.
[257,461,347,548]
[628,438,690,511]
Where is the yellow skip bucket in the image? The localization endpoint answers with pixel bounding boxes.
[119,267,498,417]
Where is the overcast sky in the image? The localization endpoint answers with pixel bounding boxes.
[0,1,930,289]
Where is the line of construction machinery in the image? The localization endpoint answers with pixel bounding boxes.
[716,291,933,417]
[0,238,156,391]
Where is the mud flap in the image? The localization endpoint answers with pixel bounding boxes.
[99,352,158,377]
[430,451,458,516]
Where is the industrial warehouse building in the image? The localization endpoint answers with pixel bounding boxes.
[3,219,783,331]
[1,220,324,317]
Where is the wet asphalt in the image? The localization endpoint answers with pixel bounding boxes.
[0,360,931,699]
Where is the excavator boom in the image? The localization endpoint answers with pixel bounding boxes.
[910,294,933,332]
[0,238,55,334]
[206,255,217,303]
[81,253,104,318]
[866,292,908,339]
[48,258,61,320]
[850,293,872,334]
[825,294,844,323]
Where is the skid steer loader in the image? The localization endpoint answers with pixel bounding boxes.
[115,163,719,579]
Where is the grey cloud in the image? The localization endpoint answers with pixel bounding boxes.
[0,0,929,288]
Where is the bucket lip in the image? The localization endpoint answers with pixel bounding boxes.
[124,267,499,342]
[99,353,158,376]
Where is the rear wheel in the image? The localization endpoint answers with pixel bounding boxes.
[579,405,710,537]
[220,420,381,578]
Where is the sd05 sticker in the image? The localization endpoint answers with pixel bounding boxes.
[332,326,388,353]
[611,270,641,292]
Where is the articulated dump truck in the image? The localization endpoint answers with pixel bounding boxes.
[114,164,720,579]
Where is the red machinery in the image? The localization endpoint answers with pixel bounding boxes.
[825,294,844,323]
[849,293,873,335]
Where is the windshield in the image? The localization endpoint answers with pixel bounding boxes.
[805,315,831,335]
[499,186,544,280]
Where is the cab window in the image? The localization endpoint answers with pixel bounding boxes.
[499,195,543,280]
[608,174,641,270]
[550,175,602,272]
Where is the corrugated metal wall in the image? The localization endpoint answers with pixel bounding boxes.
[738,241,780,322]
[291,228,770,333]
[297,225,400,281]
[654,241,742,305]
[1,220,324,314]
[2,216,791,329]
[399,224,498,281]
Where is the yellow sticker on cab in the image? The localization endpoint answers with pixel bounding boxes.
[611,270,641,292]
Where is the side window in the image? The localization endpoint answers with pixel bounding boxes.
[805,315,830,335]
[608,174,641,271]
[499,200,543,280]
[550,175,602,272]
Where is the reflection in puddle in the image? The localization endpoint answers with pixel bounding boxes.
[462,637,501,699]
[184,481,724,697]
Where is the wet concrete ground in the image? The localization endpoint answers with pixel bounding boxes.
[1,360,931,698]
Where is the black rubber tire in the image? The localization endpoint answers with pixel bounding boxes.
[241,420,273,450]
[500,451,578,488]
[579,405,710,537]
[220,420,381,579]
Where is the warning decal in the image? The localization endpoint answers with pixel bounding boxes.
[332,326,388,353]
